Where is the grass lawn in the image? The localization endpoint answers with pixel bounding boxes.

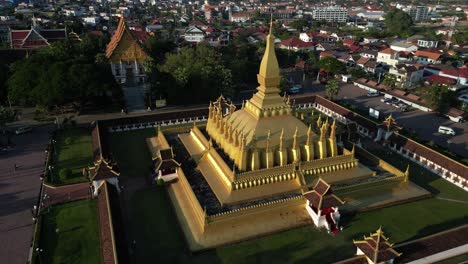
[52,128,93,185]
[37,200,101,264]
[111,129,468,264]
[435,253,468,264]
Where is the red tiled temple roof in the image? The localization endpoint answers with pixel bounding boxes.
[303,178,344,211]
[105,17,148,59]
[353,227,401,263]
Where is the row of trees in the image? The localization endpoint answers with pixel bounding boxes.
[5,35,119,110]
[147,44,235,105]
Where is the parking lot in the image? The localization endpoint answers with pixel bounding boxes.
[337,84,468,157]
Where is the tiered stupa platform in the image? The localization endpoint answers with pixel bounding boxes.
[145,20,431,251]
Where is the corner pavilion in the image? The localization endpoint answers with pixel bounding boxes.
[146,20,429,251]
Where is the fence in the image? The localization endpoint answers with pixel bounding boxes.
[206,195,304,224]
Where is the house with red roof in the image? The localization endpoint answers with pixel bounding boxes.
[279,37,314,52]
[10,27,66,49]
[439,67,468,87]
[414,50,442,65]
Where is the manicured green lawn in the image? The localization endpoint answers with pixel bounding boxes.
[435,253,468,264]
[111,129,468,264]
[109,129,156,178]
[52,128,93,185]
[37,200,101,264]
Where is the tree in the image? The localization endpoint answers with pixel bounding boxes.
[159,44,234,104]
[384,9,413,37]
[348,67,367,79]
[145,36,176,61]
[7,40,118,109]
[383,74,397,89]
[424,84,453,111]
[0,106,15,133]
[326,79,340,100]
[289,18,308,31]
[318,57,346,76]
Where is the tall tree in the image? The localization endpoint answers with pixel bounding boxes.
[326,79,340,100]
[318,57,345,76]
[159,44,234,104]
[424,84,453,111]
[384,9,413,37]
[383,74,397,89]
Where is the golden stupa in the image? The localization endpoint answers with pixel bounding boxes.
[206,20,338,171]
[146,19,429,251]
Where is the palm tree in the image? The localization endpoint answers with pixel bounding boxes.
[326,79,340,100]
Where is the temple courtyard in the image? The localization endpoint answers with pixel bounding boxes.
[109,128,468,264]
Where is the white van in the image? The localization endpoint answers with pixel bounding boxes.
[438,126,455,135]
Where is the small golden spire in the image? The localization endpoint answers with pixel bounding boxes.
[316,115,322,129]
[404,164,410,182]
[330,118,336,138]
[266,130,271,152]
[293,127,298,149]
[279,128,284,151]
[306,124,312,145]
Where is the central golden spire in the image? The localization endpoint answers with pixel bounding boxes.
[259,17,280,80]
[244,15,286,117]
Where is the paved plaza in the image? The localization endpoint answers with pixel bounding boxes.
[0,125,52,264]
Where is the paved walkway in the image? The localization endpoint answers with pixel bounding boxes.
[122,84,147,112]
[0,125,52,264]
[42,182,91,207]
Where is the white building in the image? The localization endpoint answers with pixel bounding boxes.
[390,41,418,52]
[377,48,399,67]
[417,39,439,48]
[311,6,348,22]
[405,6,429,22]
[83,16,101,26]
[184,26,206,43]
[303,179,344,235]
[299,32,314,42]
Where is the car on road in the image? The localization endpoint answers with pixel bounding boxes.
[381,98,393,104]
[15,126,32,135]
[288,85,302,94]
[438,126,456,135]
[367,91,380,97]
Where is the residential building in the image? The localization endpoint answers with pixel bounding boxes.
[406,6,429,22]
[184,26,206,43]
[311,6,348,23]
[280,37,314,52]
[377,48,399,66]
[389,64,424,88]
[390,41,418,52]
[299,32,314,42]
[414,50,442,65]
[417,39,439,48]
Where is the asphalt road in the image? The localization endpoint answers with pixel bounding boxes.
[336,83,468,158]
[0,125,52,264]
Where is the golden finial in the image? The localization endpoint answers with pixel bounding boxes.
[404,164,410,182]
[320,123,327,141]
[279,128,284,151]
[266,130,271,152]
[269,13,273,34]
[306,124,312,145]
[316,115,322,129]
[259,12,280,79]
[293,127,298,149]
[330,118,337,138]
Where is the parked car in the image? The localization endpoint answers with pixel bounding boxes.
[288,85,302,94]
[367,91,380,97]
[438,126,456,135]
[15,126,32,135]
[381,98,393,104]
